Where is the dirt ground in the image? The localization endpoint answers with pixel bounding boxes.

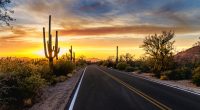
[29,68,84,110]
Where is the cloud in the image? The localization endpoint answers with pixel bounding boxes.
[72,0,113,17]
[59,25,200,36]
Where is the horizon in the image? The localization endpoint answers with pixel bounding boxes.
[0,0,200,59]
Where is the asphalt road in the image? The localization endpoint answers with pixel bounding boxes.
[68,65,200,110]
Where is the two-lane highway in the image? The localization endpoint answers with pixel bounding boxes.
[67,65,200,110]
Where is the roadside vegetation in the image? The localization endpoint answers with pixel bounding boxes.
[0,15,89,110]
[0,56,88,110]
[99,31,200,87]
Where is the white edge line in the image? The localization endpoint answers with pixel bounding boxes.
[107,68,200,96]
[68,67,87,110]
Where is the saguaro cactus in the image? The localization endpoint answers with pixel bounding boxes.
[116,46,119,65]
[43,15,60,70]
[69,45,73,62]
[73,52,75,63]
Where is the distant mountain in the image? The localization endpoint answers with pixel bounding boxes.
[87,58,101,63]
[174,46,200,64]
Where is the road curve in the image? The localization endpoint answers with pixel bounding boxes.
[67,65,200,110]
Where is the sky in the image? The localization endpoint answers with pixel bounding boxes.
[0,0,200,59]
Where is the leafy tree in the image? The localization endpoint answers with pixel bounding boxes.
[141,31,175,77]
[0,0,15,26]
[119,53,134,64]
[105,56,115,67]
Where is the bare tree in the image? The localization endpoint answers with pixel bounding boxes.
[0,0,15,26]
[141,31,175,77]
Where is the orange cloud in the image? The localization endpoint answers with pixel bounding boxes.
[59,25,200,36]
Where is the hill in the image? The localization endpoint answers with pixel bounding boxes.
[174,46,200,64]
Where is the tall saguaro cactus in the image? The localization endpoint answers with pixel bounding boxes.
[43,15,60,70]
[116,46,119,65]
[69,45,73,62]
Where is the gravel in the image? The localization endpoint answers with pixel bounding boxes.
[131,72,200,95]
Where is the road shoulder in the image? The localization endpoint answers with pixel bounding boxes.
[108,67,200,96]
[29,68,84,110]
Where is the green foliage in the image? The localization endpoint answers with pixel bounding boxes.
[119,53,134,66]
[175,67,192,79]
[134,58,150,72]
[76,56,87,67]
[125,66,135,72]
[116,62,129,70]
[192,66,200,86]
[0,57,76,109]
[161,67,192,80]
[141,31,175,77]
[54,59,75,76]
[0,58,46,109]
[101,56,115,68]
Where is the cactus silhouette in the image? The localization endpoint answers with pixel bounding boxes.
[73,52,75,63]
[43,15,60,70]
[69,45,73,62]
[116,46,119,65]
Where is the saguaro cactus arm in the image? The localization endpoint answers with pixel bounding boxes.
[53,31,60,59]
[43,27,49,58]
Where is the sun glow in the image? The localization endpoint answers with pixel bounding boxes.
[34,48,68,58]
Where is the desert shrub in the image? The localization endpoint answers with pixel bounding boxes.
[125,66,135,72]
[101,60,115,67]
[192,66,200,86]
[161,67,192,80]
[102,61,109,67]
[116,62,129,70]
[76,56,87,67]
[160,75,168,80]
[0,57,76,109]
[37,64,56,85]
[0,60,46,109]
[175,67,192,79]
[133,58,150,73]
[54,59,75,76]
[161,70,174,80]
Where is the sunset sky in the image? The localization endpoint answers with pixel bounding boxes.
[0,0,200,59]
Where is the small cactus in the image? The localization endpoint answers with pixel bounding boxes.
[43,15,60,70]
[116,46,119,65]
[69,45,73,62]
[73,52,75,63]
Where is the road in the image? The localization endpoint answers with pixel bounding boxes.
[67,65,200,110]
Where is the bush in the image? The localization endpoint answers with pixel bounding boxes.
[116,62,129,70]
[134,60,150,72]
[160,75,168,80]
[175,67,192,79]
[161,70,174,80]
[0,58,76,109]
[54,60,75,76]
[125,66,136,72]
[0,62,46,109]
[192,67,200,86]
[161,67,192,80]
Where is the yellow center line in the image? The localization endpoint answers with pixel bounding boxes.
[96,67,172,110]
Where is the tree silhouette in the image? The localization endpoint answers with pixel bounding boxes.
[141,31,175,77]
[0,0,15,26]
